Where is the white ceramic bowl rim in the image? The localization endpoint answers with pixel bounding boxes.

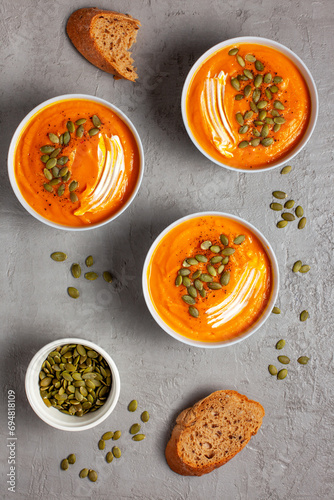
[142,211,279,348]
[181,36,319,173]
[25,338,120,431]
[8,94,145,231]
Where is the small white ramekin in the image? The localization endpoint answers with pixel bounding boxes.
[142,212,279,348]
[181,36,318,172]
[8,94,144,230]
[25,338,120,431]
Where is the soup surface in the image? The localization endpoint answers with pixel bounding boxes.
[147,215,273,343]
[14,98,140,227]
[186,43,311,170]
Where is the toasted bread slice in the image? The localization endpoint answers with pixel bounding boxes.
[66,8,141,81]
[165,390,265,476]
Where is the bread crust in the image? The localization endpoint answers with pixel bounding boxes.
[66,8,140,81]
[165,390,265,476]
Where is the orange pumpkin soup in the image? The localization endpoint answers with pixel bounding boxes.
[186,43,311,170]
[147,215,273,343]
[14,98,140,227]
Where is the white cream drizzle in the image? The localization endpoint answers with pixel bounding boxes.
[201,71,235,157]
[74,134,125,216]
[205,266,261,328]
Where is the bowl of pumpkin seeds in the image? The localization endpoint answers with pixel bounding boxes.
[25,338,120,431]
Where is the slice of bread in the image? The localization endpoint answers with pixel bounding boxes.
[66,8,141,81]
[165,390,265,476]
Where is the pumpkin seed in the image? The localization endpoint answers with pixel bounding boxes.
[194,279,203,291]
[258,110,267,120]
[220,271,230,286]
[182,295,196,305]
[112,446,121,458]
[300,310,309,321]
[238,141,249,149]
[273,190,287,199]
[128,400,138,412]
[222,257,229,264]
[245,53,256,62]
[40,145,55,154]
[270,85,279,93]
[141,411,150,422]
[207,265,217,277]
[188,286,197,298]
[195,254,208,263]
[112,430,121,440]
[209,245,220,253]
[46,157,57,170]
[299,265,310,274]
[261,124,269,137]
[264,73,272,83]
[271,109,280,117]
[79,468,89,478]
[231,78,240,91]
[268,365,278,376]
[182,276,191,287]
[217,264,225,274]
[57,184,65,197]
[200,274,213,283]
[98,439,105,450]
[277,369,288,380]
[244,84,252,97]
[76,125,84,138]
[68,453,76,464]
[85,272,98,281]
[243,69,254,80]
[130,423,141,434]
[282,212,295,221]
[70,192,78,203]
[274,117,286,125]
[132,434,146,441]
[92,115,102,128]
[208,282,223,290]
[106,451,114,463]
[235,94,244,101]
[188,306,199,318]
[278,355,290,365]
[250,101,258,112]
[270,202,283,211]
[221,247,235,256]
[295,206,304,218]
[297,356,310,365]
[50,147,61,158]
[250,138,261,147]
[102,431,114,440]
[67,121,75,133]
[272,307,281,314]
[236,54,245,67]
[292,261,302,273]
[57,156,69,166]
[199,288,206,298]
[41,155,50,163]
[49,133,59,144]
[244,111,254,121]
[255,60,264,71]
[59,167,69,177]
[277,220,288,228]
[187,257,198,266]
[51,252,67,262]
[88,470,98,482]
[219,234,229,246]
[61,459,69,470]
[48,178,60,186]
[274,100,285,110]
[298,217,307,229]
[89,127,99,137]
[63,131,71,145]
[236,112,244,125]
[273,76,283,83]
[179,268,191,276]
[254,74,263,87]
[265,117,274,125]
[257,100,268,110]
[210,256,223,264]
[200,240,212,251]
[254,121,264,126]
[265,88,273,100]
[75,118,86,125]
[68,287,79,299]
[228,47,239,56]
[239,125,249,134]
[85,255,93,267]
[103,271,113,283]
[284,200,295,209]
[252,88,261,103]
[52,166,60,178]
[273,123,281,132]
[192,270,201,279]
[44,168,52,181]
[252,129,261,137]
[276,339,286,350]
[59,134,64,145]
[71,264,81,278]
[69,180,78,192]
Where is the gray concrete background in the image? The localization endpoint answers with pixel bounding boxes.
[1,0,333,499]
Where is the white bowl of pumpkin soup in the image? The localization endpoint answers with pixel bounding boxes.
[182,37,318,171]
[143,212,279,348]
[8,94,144,230]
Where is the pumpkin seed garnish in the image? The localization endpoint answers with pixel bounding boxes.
[63,131,71,145]
[179,268,191,276]
[245,53,256,62]
[68,287,80,299]
[89,128,99,137]
[235,94,244,101]
[264,73,272,83]
[128,400,138,412]
[250,138,261,147]
[92,115,102,128]
[277,220,288,228]
[231,78,240,91]
[220,234,229,246]
[85,272,98,281]
[175,275,182,287]
[41,155,50,163]
[297,356,310,365]
[69,180,78,192]
[207,265,217,277]
[298,217,307,229]
[236,112,244,125]
[182,295,196,305]
[50,147,61,158]
[76,125,84,138]
[252,88,261,103]
[187,257,198,266]
[228,47,239,56]
[278,355,290,365]
[57,156,69,166]
[277,369,288,380]
[250,101,258,112]
[112,446,121,458]
[270,202,283,211]
[295,206,304,218]
[300,310,309,321]
[201,240,212,250]
[195,254,208,263]
[61,459,69,470]
[70,192,78,203]
[254,74,263,87]
[272,307,281,314]
[282,212,295,221]
[220,271,230,286]
[57,184,65,197]
[273,123,281,132]
[46,157,57,170]
[44,169,52,181]
[40,145,55,154]
[239,125,248,134]
[187,286,197,298]
[71,263,81,278]
[268,365,278,376]
[276,339,286,350]
[189,306,199,318]
[261,137,274,147]
[79,468,89,478]
[67,121,75,133]
[49,133,59,144]
[243,69,254,80]
[244,84,252,97]
[51,252,67,262]
[88,470,98,482]
[192,270,201,279]
[274,76,283,83]
[200,274,213,283]
[210,256,223,264]
[141,411,150,422]
[221,247,235,256]
[182,276,191,287]
[273,190,287,199]
[236,54,245,67]
[194,279,203,291]
[299,265,310,274]
[255,60,264,71]
[208,282,223,290]
[274,100,285,110]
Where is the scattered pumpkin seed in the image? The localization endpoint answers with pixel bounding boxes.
[175,275,182,287]
[132,434,146,441]
[273,191,287,199]
[61,459,69,470]
[245,53,256,62]
[295,206,304,218]
[201,240,212,250]
[250,101,258,112]
[103,271,113,283]
[41,155,50,163]
[57,184,65,197]
[67,121,75,133]
[71,263,81,278]
[76,125,84,138]
[264,73,272,83]
[243,69,254,80]
[57,156,69,166]
[300,310,309,322]
[299,265,310,274]
[68,287,79,299]
[69,180,78,192]
[209,245,220,254]
[254,74,263,87]
[112,446,121,458]
[276,339,286,350]
[189,306,199,318]
[102,431,114,440]
[85,272,98,281]
[252,88,261,103]
[187,286,197,298]
[52,166,60,178]
[195,254,208,263]
[217,264,225,274]
[182,295,196,305]
[141,411,150,422]
[278,355,290,365]
[194,279,203,291]
[49,133,59,144]
[98,439,105,450]
[255,60,264,71]
[106,452,114,463]
[50,147,61,158]
[113,430,121,440]
[220,234,229,246]
[220,271,230,286]
[221,247,235,256]
[277,220,288,228]
[63,131,71,145]
[297,356,310,365]
[51,252,67,262]
[236,54,245,67]
[59,167,69,177]
[130,423,141,434]
[292,261,302,273]
[244,110,254,120]
[235,94,244,101]
[257,101,268,110]
[44,168,52,181]
[85,255,93,267]
[68,453,76,464]
[210,256,223,264]
[282,212,295,221]
[208,282,223,290]
[273,123,281,132]
[79,468,89,478]
[244,85,252,97]
[274,100,285,110]
[128,400,138,412]
[88,470,98,482]
[182,276,191,287]
[236,112,244,125]
[298,217,307,229]
[228,47,239,56]
[277,369,288,380]
[268,365,278,376]
[239,125,249,134]
[89,128,99,137]
[46,157,57,170]
[250,138,261,147]
[273,76,283,83]
[261,137,274,147]
[272,307,281,314]
[284,200,295,209]
[92,115,102,128]
[70,192,78,203]
[40,145,55,154]
[270,202,283,211]
[199,289,206,298]
[179,268,190,276]
[187,257,198,266]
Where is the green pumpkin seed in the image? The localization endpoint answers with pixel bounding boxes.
[274,76,283,83]
[270,202,283,211]
[299,265,310,274]
[71,264,81,278]
[272,306,281,314]
[88,470,98,482]
[252,129,261,137]
[231,78,240,91]
[182,276,191,287]
[59,167,68,177]
[199,288,206,298]
[128,400,138,412]
[220,271,230,286]
[244,84,252,97]
[244,111,254,121]
[265,88,273,100]
[59,134,64,145]
[207,265,217,277]
[141,411,150,423]
[268,365,278,376]
[295,206,304,218]
[132,434,146,441]
[254,121,264,126]
[92,115,102,128]
[271,109,279,117]
[48,178,59,186]
[217,264,224,274]
[276,339,286,350]
[57,184,65,197]
[76,125,84,138]
[210,256,223,264]
[192,269,201,279]
[79,468,89,478]
[49,133,59,144]
[102,431,114,440]
[235,94,244,101]
[265,117,274,125]
[210,245,221,253]
[238,141,249,149]
[40,145,55,154]
[255,60,264,71]
[70,192,78,203]
[298,217,307,229]
[274,100,285,110]
[179,268,191,276]
[239,125,249,134]
[245,53,256,62]
[69,180,78,192]
[57,156,69,166]
[300,310,309,322]
[46,157,57,170]
[273,123,281,132]
[194,279,203,291]
[260,124,269,138]
[228,47,239,56]
[44,168,52,181]
[181,294,196,305]
[277,369,288,380]
[67,121,75,133]
[112,430,121,440]
[98,439,105,450]
[105,451,114,463]
[236,54,245,67]
[297,356,309,365]
[50,147,61,158]
[278,355,290,365]
[200,240,212,250]
[52,166,60,178]
[75,118,87,125]
[273,190,287,199]
[252,88,261,103]
[277,220,288,228]
[103,271,113,283]
[243,69,254,80]
[258,110,267,120]
[282,212,295,221]
[130,423,141,434]
[63,131,71,145]
[257,100,268,110]
[41,155,50,163]
[68,453,76,464]
[250,138,261,147]
[254,74,263,87]
[112,446,121,458]
[274,117,286,125]
[270,85,279,93]
[61,459,69,470]
[250,101,258,112]
[68,287,79,299]
[236,112,244,125]
[284,200,295,209]
[89,128,99,137]
[51,252,67,262]
[264,73,272,83]
[85,272,98,281]
[188,306,199,318]
[186,257,198,266]
[220,234,229,246]
[195,254,208,263]
[187,286,197,298]
[221,247,235,256]
[292,261,302,273]
[222,256,229,264]
[208,282,223,290]
[200,274,213,283]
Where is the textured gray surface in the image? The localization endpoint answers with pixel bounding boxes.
[1,0,334,499]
